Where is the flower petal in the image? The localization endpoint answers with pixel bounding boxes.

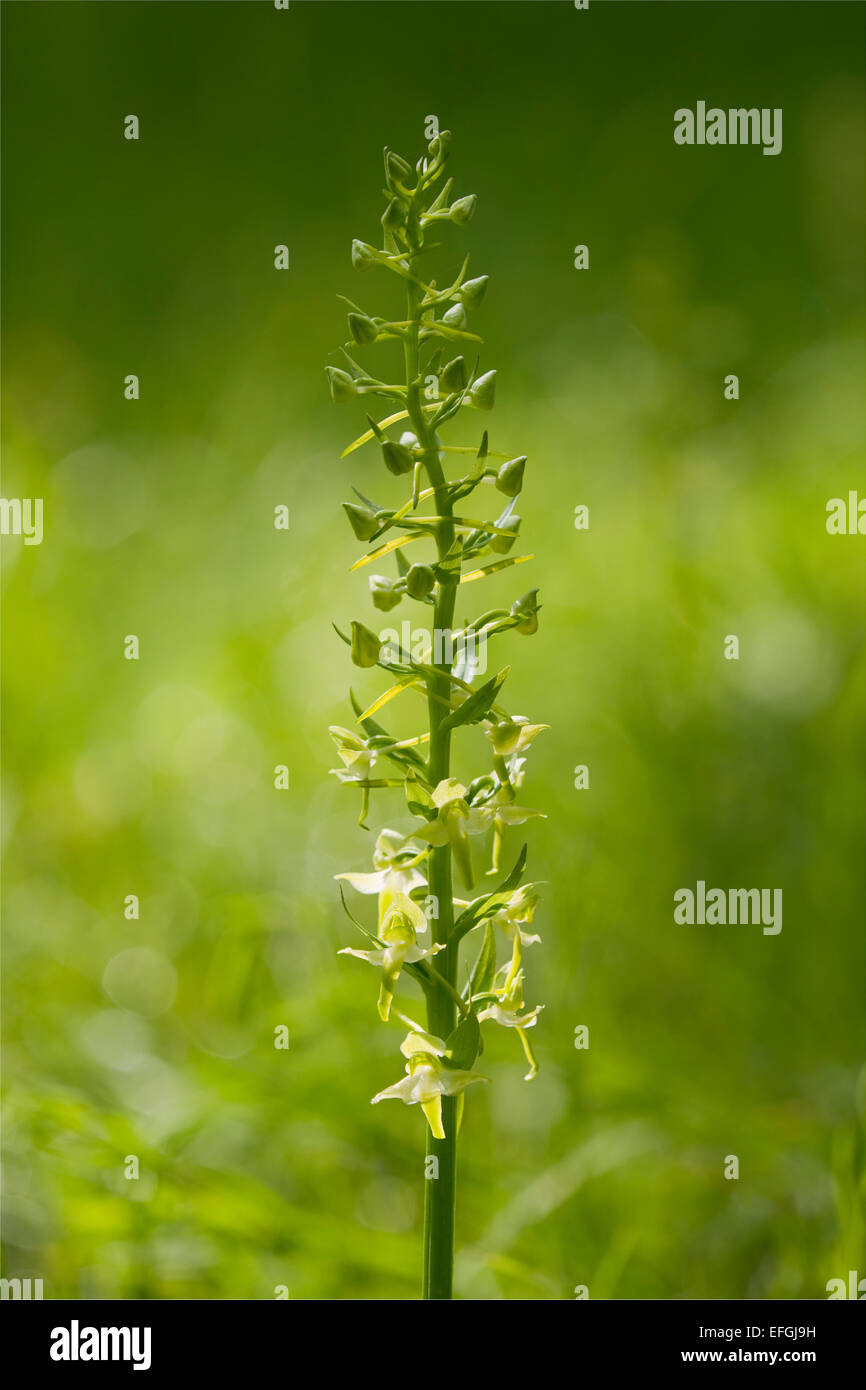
[421,1096,445,1139]
[334,870,388,893]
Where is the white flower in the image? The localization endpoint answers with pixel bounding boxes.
[413,779,545,887]
[328,725,379,783]
[491,883,542,946]
[335,828,428,928]
[372,1029,486,1138]
[466,791,546,878]
[478,1000,543,1030]
[470,800,546,833]
[476,935,544,1079]
[411,780,478,886]
[338,893,442,1021]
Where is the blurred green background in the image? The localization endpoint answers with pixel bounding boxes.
[2,0,864,1300]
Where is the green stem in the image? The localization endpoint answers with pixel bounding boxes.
[405,260,460,1301]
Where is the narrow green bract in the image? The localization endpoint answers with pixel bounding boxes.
[327,130,548,1300]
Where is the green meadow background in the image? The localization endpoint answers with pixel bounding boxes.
[2,1,864,1300]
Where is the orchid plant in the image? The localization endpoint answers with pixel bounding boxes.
[327,130,547,1300]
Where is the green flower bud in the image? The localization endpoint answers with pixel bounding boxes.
[440,355,469,392]
[351,620,383,668]
[385,149,412,183]
[490,514,520,554]
[351,239,381,271]
[487,719,522,757]
[449,194,477,225]
[405,563,436,599]
[442,303,467,330]
[469,369,497,411]
[369,574,403,612]
[510,588,540,635]
[495,455,526,497]
[381,196,407,233]
[459,275,488,309]
[343,501,379,542]
[348,312,379,346]
[486,717,548,757]
[382,440,414,476]
[428,129,452,161]
[327,366,358,403]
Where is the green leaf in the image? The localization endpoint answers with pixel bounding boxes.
[349,533,424,571]
[439,667,509,734]
[494,841,529,895]
[460,553,534,585]
[356,674,417,721]
[351,486,385,512]
[340,409,410,458]
[424,178,454,217]
[419,323,483,346]
[469,922,498,997]
[468,429,489,480]
[451,844,528,944]
[445,1011,481,1070]
[349,690,426,770]
[430,386,472,429]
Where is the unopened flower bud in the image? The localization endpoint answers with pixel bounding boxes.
[369,574,403,612]
[510,588,540,635]
[348,312,379,345]
[440,356,469,392]
[487,719,523,757]
[327,366,358,402]
[343,501,379,542]
[469,369,497,411]
[459,275,488,309]
[490,514,520,554]
[495,455,526,497]
[486,717,548,758]
[405,563,436,599]
[351,620,383,668]
[381,196,407,232]
[351,239,381,271]
[382,440,414,476]
[385,149,412,183]
[449,195,477,225]
[442,303,467,330]
[428,129,452,160]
